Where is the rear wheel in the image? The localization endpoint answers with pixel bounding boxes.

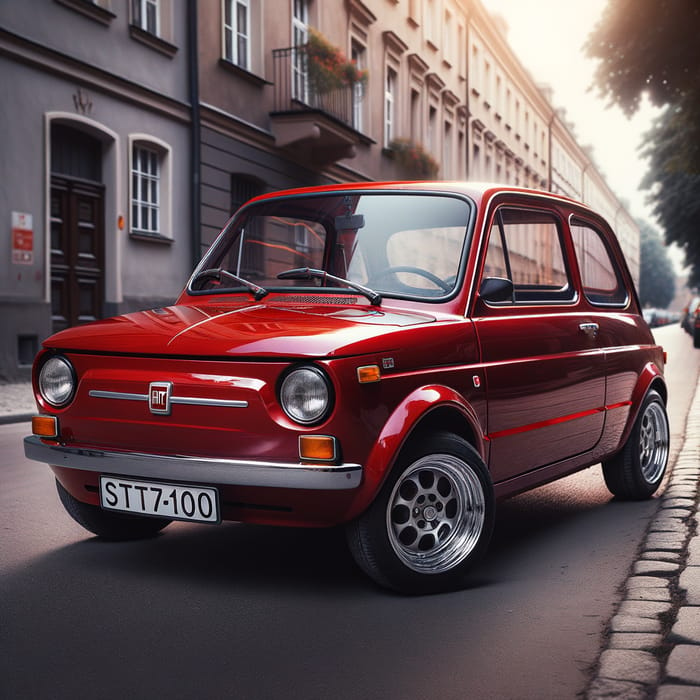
[602,390,669,500]
[57,480,171,540]
[693,326,700,348]
[346,433,495,594]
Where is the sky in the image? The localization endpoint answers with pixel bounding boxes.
[479,0,663,227]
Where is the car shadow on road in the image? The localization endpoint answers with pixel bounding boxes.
[1,466,659,601]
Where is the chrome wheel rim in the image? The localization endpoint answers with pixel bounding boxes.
[386,454,486,574]
[639,401,669,484]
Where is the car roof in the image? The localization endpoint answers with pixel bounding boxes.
[246,181,586,210]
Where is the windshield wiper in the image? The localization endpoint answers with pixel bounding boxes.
[277,268,382,306]
[193,268,268,301]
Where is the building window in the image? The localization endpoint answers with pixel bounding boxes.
[443,9,452,66]
[427,105,437,156]
[131,145,160,235]
[223,0,250,69]
[443,121,452,178]
[292,0,309,45]
[133,0,159,35]
[385,67,396,146]
[292,0,309,102]
[424,0,436,48]
[351,40,366,132]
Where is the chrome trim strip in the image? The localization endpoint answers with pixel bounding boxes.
[89,390,248,409]
[90,390,147,402]
[24,436,362,490]
[171,396,249,408]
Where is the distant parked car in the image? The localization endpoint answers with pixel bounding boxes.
[24,182,670,593]
[681,297,700,347]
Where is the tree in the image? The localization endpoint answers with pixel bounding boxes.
[637,219,676,309]
[585,0,700,163]
[585,1,700,285]
[640,111,700,289]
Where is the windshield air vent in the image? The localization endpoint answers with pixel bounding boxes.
[273,296,358,305]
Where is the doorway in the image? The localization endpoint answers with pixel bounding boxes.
[49,124,105,333]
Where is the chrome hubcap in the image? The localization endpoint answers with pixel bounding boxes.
[639,401,669,484]
[387,454,485,574]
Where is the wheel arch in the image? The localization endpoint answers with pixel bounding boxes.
[361,385,487,505]
[614,362,667,453]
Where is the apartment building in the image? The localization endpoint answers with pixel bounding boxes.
[0,0,639,381]
[0,0,193,380]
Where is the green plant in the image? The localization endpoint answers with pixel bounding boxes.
[389,139,440,179]
[305,29,368,94]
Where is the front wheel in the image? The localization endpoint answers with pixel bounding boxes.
[57,480,171,540]
[346,433,495,594]
[602,390,669,500]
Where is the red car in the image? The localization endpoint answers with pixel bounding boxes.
[25,182,669,593]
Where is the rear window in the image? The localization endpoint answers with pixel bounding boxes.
[570,219,628,306]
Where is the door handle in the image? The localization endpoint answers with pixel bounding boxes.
[579,322,599,338]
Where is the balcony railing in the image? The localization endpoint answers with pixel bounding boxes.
[272,45,358,127]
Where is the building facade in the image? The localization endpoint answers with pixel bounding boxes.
[0,0,640,381]
[0,0,194,380]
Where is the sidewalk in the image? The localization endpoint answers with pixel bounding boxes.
[587,379,700,698]
[3,378,699,696]
[0,381,36,424]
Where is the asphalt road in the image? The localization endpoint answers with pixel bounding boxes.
[1,324,697,700]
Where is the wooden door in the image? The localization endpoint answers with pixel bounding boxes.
[50,177,105,332]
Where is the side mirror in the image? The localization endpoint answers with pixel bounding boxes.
[479,276,514,303]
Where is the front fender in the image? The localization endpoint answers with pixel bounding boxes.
[356,385,486,508]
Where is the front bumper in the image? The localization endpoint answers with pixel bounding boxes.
[24,436,363,491]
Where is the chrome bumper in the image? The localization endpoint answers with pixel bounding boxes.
[23,436,362,491]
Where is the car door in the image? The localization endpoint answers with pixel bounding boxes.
[472,202,606,483]
[568,215,658,448]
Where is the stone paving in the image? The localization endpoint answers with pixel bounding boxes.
[587,380,700,699]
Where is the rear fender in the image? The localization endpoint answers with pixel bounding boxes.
[614,361,667,451]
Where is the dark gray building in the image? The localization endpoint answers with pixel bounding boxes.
[0,0,193,380]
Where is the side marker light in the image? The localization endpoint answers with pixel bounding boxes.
[299,435,337,462]
[357,365,381,384]
[32,415,58,438]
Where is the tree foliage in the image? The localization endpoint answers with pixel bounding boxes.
[640,111,700,289]
[637,219,676,308]
[586,0,700,286]
[585,0,700,119]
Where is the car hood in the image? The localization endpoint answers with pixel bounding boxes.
[44,301,438,358]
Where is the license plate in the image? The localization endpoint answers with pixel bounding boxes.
[100,476,219,524]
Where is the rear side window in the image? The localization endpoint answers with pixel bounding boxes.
[483,207,573,303]
[570,219,628,306]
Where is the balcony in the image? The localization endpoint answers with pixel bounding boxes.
[270,45,364,165]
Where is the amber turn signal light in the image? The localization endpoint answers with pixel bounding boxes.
[299,435,337,462]
[357,365,381,384]
[32,415,58,438]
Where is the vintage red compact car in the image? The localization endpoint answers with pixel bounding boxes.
[25,182,669,593]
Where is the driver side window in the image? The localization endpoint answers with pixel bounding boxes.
[483,207,573,303]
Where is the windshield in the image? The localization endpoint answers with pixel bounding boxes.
[189,192,473,301]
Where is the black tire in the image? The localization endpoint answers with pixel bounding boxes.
[602,390,669,500]
[693,327,700,348]
[56,479,171,540]
[345,432,495,594]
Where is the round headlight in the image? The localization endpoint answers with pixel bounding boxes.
[39,356,76,407]
[280,366,331,425]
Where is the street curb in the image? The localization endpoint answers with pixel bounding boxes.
[0,413,34,426]
[587,380,700,698]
